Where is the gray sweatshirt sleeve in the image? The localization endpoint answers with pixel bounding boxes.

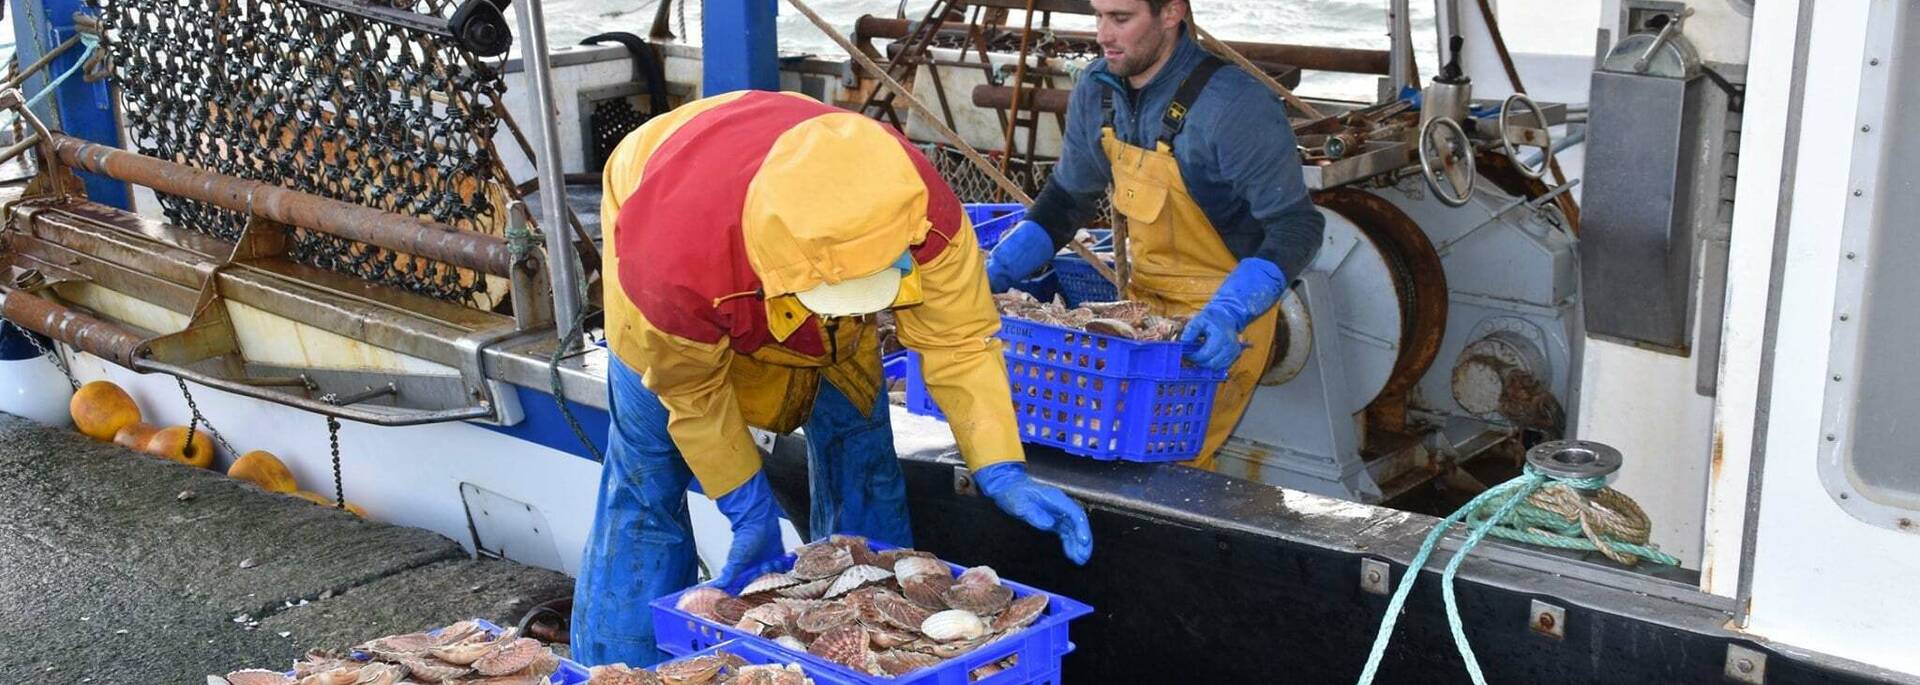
[1210,85,1323,279]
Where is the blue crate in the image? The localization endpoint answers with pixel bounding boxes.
[1050,254,1117,307]
[964,203,1027,250]
[653,542,1092,685]
[292,618,589,685]
[883,350,911,384]
[905,317,1225,462]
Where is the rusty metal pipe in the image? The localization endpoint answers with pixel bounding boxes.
[49,134,517,277]
[972,85,1073,114]
[854,15,1392,75]
[0,288,148,368]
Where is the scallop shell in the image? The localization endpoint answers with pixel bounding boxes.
[294,651,357,678]
[992,593,1050,633]
[925,636,987,659]
[956,566,1001,587]
[295,667,362,685]
[737,602,792,637]
[743,571,804,596]
[586,664,640,685]
[730,664,811,685]
[792,544,855,580]
[942,581,1014,615]
[357,631,436,660]
[828,534,880,566]
[1082,300,1152,320]
[776,577,834,599]
[774,635,810,652]
[823,564,893,599]
[864,590,934,633]
[347,663,407,685]
[433,621,487,646]
[920,610,988,642]
[221,670,294,685]
[900,574,953,610]
[807,623,871,672]
[891,556,950,583]
[869,629,919,649]
[396,655,471,682]
[675,586,731,620]
[871,548,937,568]
[712,596,753,625]
[795,602,858,635]
[472,637,547,676]
[875,649,943,676]
[430,639,496,665]
[1084,318,1139,338]
[655,653,735,685]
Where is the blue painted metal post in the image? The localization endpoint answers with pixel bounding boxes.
[9,0,130,208]
[701,0,781,95]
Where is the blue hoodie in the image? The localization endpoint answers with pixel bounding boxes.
[1026,25,1324,279]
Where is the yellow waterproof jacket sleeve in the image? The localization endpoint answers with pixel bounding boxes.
[895,223,1024,472]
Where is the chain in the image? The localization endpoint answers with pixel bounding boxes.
[324,413,346,510]
[90,0,512,307]
[173,376,240,461]
[7,319,79,391]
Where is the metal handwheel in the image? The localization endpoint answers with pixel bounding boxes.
[1419,115,1476,208]
[1499,93,1553,180]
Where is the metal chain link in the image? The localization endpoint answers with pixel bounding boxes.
[325,414,345,510]
[173,376,240,461]
[89,0,512,307]
[6,319,79,391]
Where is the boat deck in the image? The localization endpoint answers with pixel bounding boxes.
[0,414,574,682]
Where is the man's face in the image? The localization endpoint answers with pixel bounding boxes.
[1091,0,1183,82]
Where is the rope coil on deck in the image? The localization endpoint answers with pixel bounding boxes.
[1356,462,1678,685]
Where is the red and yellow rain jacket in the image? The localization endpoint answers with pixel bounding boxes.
[602,91,1022,498]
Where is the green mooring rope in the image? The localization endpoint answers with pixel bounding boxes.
[1356,465,1679,685]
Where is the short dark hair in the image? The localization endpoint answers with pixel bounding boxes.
[1146,0,1183,14]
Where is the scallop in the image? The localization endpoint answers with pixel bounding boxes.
[675,586,731,621]
[795,602,858,636]
[472,637,547,676]
[823,564,893,599]
[828,534,880,566]
[220,670,293,685]
[776,576,834,599]
[900,574,953,610]
[773,635,810,652]
[943,581,1014,615]
[737,602,792,637]
[993,594,1050,633]
[806,623,872,672]
[865,590,934,633]
[792,544,855,580]
[892,556,950,583]
[740,572,802,597]
[712,596,753,625]
[956,566,1001,587]
[654,653,736,685]
[920,610,988,642]
[396,655,471,682]
[875,649,944,677]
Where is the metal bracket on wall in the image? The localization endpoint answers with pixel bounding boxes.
[1359,558,1391,595]
[1529,599,1566,639]
[1725,643,1767,684]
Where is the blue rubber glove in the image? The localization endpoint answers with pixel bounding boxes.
[711,472,786,588]
[1180,259,1288,370]
[984,220,1055,294]
[974,462,1093,565]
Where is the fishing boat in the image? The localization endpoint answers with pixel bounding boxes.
[0,0,1912,681]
